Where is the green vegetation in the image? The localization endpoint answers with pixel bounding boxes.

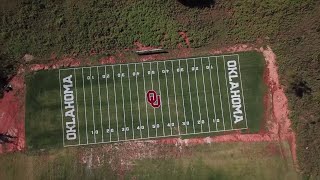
[0,142,298,179]
[127,142,297,180]
[25,52,265,149]
[1,0,320,176]
[0,53,18,98]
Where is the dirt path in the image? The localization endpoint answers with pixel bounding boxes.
[0,44,296,168]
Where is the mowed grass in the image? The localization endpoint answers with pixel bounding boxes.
[126,142,298,180]
[25,51,265,149]
[0,142,299,179]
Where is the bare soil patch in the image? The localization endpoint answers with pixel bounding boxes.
[0,72,25,153]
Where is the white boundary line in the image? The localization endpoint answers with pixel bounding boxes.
[171,61,181,135]
[59,54,240,70]
[150,62,158,137]
[208,57,218,131]
[193,58,203,133]
[142,63,150,137]
[104,66,112,142]
[112,66,120,141]
[96,67,104,142]
[223,56,234,130]
[73,69,81,145]
[186,59,196,133]
[134,64,143,138]
[58,70,65,147]
[236,54,248,128]
[156,62,166,136]
[58,54,249,147]
[200,58,211,132]
[89,68,97,143]
[215,58,226,130]
[127,64,135,139]
[178,59,188,134]
[163,61,173,135]
[63,127,248,147]
[81,68,89,144]
[120,65,127,140]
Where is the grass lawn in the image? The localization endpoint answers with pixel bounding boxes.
[0,141,298,179]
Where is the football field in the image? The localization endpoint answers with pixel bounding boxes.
[26,52,265,149]
[59,54,247,147]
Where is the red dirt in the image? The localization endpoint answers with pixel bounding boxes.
[0,73,25,153]
[29,57,81,71]
[99,56,116,65]
[134,41,160,51]
[0,44,296,168]
[178,31,191,48]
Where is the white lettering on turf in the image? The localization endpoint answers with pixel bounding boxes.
[63,75,77,140]
[227,60,244,124]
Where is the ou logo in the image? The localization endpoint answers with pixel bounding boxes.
[146,90,161,108]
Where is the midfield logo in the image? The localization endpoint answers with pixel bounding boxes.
[146,90,161,108]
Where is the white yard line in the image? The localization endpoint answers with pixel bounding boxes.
[178,59,188,134]
[150,62,158,137]
[63,127,248,147]
[223,56,233,130]
[96,67,104,142]
[142,63,150,137]
[104,66,112,142]
[127,64,135,139]
[200,58,211,132]
[59,54,244,147]
[215,58,226,130]
[193,58,203,133]
[59,54,240,71]
[112,66,120,141]
[208,57,218,131]
[135,64,143,138]
[163,61,173,135]
[171,61,181,135]
[73,69,81,145]
[156,62,166,136]
[236,54,248,128]
[89,68,97,143]
[81,68,89,144]
[186,59,196,133]
[58,70,65,147]
[120,65,127,140]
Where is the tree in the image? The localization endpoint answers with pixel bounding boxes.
[0,52,19,98]
[177,0,215,8]
[290,79,312,98]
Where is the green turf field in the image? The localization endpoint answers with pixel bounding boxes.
[25,51,265,149]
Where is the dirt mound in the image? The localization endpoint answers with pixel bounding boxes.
[29,58,81,71]
[134,41,160,51]
[99,56,117,65]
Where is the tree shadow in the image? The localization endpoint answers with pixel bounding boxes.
[0,133,17,144]
[290,80,312,98]
[177,0,215,8]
